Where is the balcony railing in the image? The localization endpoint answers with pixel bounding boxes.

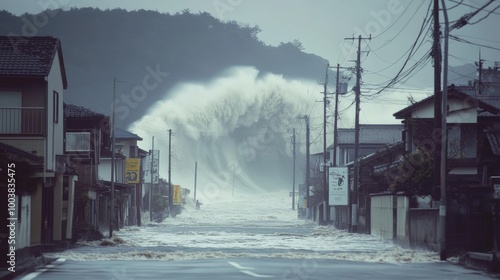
[0,107,45,135]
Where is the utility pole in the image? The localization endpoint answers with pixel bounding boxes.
[433,0,443,204]
[439,0,449,261]
[292,128,296,210]
[305,116,310,214]
[333,64,340,168]
[298,115,310,214]
[323,63,330,224]
[168,129,173,213]
[109,77,117,238]
[477,51,484,96]
[194,161,197,203]
[331,63,349,223]
[149,136,154,222]
[345,34,370,233]
[332,63,349,167]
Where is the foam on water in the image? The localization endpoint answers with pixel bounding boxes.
[49,191,439,263]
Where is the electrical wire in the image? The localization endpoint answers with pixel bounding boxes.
[456,34,500,46]
[363,2,433,97]
[448,69,477,83]
[371,1,427,51]
[468,4,500,24]
[450,34,500,51]
[446,0,464,11]
[449,0,500,16]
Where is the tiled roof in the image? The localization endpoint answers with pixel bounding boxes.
[332,124,403,146]
[0,36,66,79]
[457,85,500,117]
[115,127,142,140]
[0,142,43,163]
[64,103,105,119]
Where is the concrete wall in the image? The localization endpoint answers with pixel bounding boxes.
[409,208,439,250]
[16,195,31,250]
[371,195,394,240]
[396,196,409,247]
[371,193,439,250]
[371,194,409,245]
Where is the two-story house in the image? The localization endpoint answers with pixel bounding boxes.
[393,86,500,187]
[0,36,77,260]
[64,103,111,238]
[393,86,500,252]
[98,127,143,228]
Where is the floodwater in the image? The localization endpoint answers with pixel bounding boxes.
[47,190,439,264]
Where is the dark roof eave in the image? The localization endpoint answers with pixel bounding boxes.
[393,87,500,119]
[56,40,68,89]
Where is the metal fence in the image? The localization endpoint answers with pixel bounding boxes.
[0,107,45,135]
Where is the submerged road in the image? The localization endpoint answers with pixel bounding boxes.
[18,258,496,280]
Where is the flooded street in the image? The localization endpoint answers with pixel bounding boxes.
[46,190,437,263]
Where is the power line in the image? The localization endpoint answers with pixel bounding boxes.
[468,4,500,24]
[371,1,427,51]
[449,0,500,15]
[363,1,433,97]
[456,34,500,46]
[445,0,464,10]
[448,69,477,82]
[450,34,500,51]
[337,40,354,65]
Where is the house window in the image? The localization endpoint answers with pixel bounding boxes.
[447,125,476,159]
[53,91,59,123]
[66,132,91,151]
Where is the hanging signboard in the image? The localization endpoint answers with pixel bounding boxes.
[125,158,141,184]
[173,185,182,205]
[329,167,348,206]
[142,150,160,184]
[492,176,500,200]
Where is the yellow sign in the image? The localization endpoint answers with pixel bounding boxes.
[125,158,141,184]
[173,185,182,205]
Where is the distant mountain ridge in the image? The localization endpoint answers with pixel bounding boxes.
[0,8,481,128]
[0,8,329,128]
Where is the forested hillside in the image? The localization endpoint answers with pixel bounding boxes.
[0,8,328,127]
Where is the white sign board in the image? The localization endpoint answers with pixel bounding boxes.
[329,167,348,206]
[494,184,500,200]
[143,150,160,184]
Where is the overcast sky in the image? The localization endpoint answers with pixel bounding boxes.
[2,0,500,92]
